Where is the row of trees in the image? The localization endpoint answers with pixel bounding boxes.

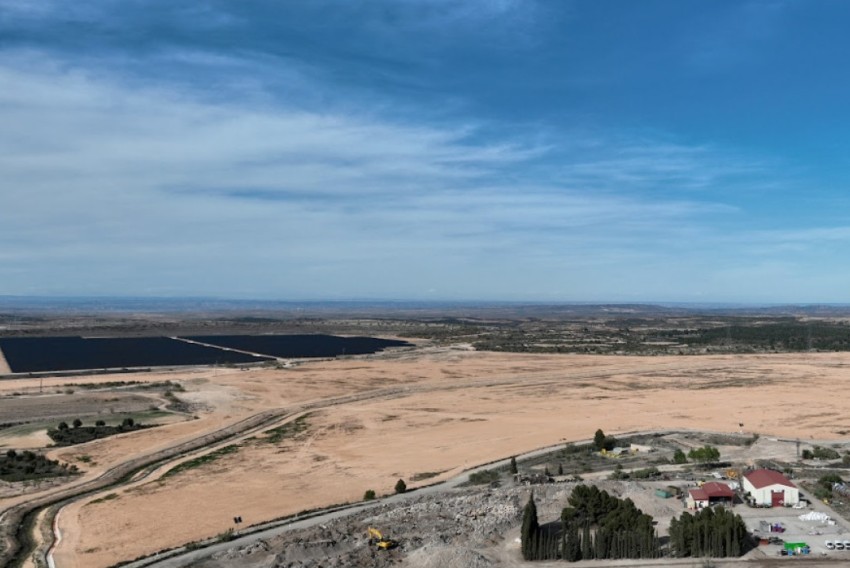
[49,417,145,446]
[668,506,748,557]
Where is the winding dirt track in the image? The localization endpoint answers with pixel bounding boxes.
[0,409,292,567]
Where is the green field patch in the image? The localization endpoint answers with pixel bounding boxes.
[0,410,182,449]
[160,444,241,480]
[48,418,153,446]
[0,422,51,440]
[105,409,177,425]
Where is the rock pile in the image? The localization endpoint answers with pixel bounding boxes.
[197,485,576,568]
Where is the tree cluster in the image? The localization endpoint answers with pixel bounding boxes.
[521,485,659,562]
[48,417,147,446]
[687,445,720,464]
[0,449,79,482]
[593,429,617,452]
[668,506,748,557]
[561,485,659,561]
[812,473,843,500]
[802,446,840,460]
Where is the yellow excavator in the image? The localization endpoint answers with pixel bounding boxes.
[367,527,398,550]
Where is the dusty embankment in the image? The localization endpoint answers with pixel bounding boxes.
[0,347,11,374]
[45,350,850,567]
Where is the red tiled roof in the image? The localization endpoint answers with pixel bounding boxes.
[744,469,795,489]
[689,488,708,501]
[701,481,735,498]
[689,482,735,502]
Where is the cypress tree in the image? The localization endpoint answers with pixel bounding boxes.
[521,492,539,560]
[594,429,606,451]
[581,524,593,560]
[669,506,748,558]
[563,522,581,561]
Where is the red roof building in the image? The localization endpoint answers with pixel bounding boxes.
[742,469,799,507]
[686,481,735,509]
[743,469,795,489]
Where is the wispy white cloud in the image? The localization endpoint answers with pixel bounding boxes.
[0,48,792,300]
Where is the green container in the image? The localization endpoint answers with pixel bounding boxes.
[784,542,808,551]
[655,488,672,498]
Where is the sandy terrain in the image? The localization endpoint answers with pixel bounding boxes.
[0,348,11,374]
[39,349,850,567]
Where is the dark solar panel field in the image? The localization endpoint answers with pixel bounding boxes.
[186,334,412,358]
[0,336,270,373]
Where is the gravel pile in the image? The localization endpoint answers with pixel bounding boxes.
[195,483,638,568]
[197,487,528,568]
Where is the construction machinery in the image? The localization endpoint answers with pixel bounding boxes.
[367,527,398,550]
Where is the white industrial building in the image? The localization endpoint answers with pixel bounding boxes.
[742,469,799,507]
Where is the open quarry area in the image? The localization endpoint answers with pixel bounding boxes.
[2,309,850,567]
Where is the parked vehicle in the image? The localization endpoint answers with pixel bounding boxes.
[825,540,835,550]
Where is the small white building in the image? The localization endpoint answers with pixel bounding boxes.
[685,482,735,510]
[743,469,799,507]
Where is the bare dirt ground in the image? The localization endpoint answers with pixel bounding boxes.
[28,349,850,567]
[0,347,11,374]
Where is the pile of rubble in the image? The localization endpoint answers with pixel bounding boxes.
[195,485,547,568]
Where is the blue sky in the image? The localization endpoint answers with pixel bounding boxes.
[2,0,849,303]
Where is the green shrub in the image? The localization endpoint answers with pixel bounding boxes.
[811,446,840,460]
[0,450,79,482]
[468,469,500,485]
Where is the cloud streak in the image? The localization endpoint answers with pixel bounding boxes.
[1,0,839,304]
